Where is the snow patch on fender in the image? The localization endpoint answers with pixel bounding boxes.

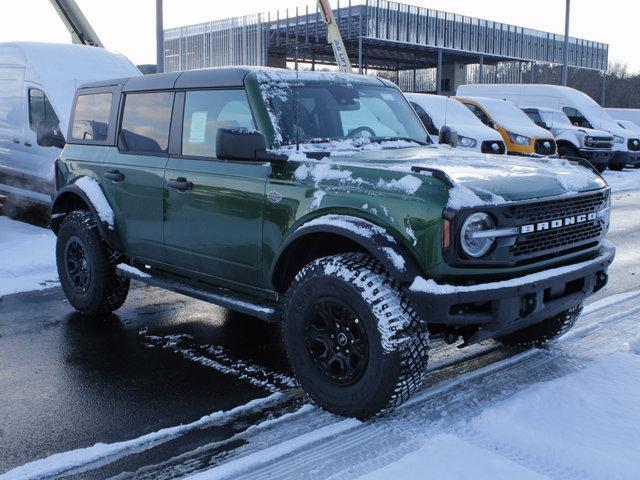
[74,177,115,228]
[298,214,395,243]
[376,175,422,195]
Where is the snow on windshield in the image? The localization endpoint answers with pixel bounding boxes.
[425,96,482,128]
[474,98,536,128]
[542,110,572,127]
[256,71,427,147]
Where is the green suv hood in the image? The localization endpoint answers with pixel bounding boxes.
[288,144,607,205]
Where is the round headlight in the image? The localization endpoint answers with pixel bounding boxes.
[460,213,495,258]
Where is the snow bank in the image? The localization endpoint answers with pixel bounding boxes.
[0,394,284,480]
[603,168,640,193]
[0,216,58,297]
[468,352,640,480]
[74,176,115,228]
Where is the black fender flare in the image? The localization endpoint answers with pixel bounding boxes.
[50,184,123,251]
[272,214,422,288]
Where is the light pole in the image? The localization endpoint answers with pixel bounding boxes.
[156,0,164,73]
[561,0,570,86]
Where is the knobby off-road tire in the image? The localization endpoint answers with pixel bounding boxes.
[282,253,430,418]
[56,210,130,315]
[498,304,583,348]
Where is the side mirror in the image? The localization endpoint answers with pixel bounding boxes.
[439,125,458,148]
[37,125,65,148]
[216,128,287,163]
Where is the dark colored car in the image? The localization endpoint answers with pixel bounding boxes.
[51,67,614,418]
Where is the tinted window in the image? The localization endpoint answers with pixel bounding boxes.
[562,107,592,129]
[182,90,254,157]
[411,102,439,136]
[524,109,544,126]
[120,92,174,153]
[29,89,60,133]
[71,93,112,141]
[464,103,493,128]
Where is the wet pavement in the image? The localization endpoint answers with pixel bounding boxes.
[1,188,639,477]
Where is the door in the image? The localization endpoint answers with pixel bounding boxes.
[0,67,26,195]
[101,91,173,262]
[163,89,268,291]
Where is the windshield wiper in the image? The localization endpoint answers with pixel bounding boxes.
[370,137,428,146]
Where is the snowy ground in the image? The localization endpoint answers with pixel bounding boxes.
[3,291,640,480]
[602,167,640,192]
[0,216,58,297]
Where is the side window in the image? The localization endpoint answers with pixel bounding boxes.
[182,90,254,158]
[29,89,61,133]
[524,109,544,127]
[562,107,592,128]
[464,103,493,128]
[411,102,439,136]
[71,93,112,142]
[120,92,173,154]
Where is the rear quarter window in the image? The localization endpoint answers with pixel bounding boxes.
[71,93,112,142]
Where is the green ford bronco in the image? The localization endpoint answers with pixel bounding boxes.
[51,67,614,418]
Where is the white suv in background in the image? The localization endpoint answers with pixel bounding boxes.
[521,106,613,173]
[405,93,506,154]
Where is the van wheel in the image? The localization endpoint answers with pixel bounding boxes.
[56,210,129,315]
[282,253,430,418]
[498,304,582,348]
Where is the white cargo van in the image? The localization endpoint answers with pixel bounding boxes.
[0,42,141,207]
[456,84,640,170]
[606,108,640,128]
[405,93,506,154]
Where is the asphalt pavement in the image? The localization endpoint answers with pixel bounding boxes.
[1,188,639,477]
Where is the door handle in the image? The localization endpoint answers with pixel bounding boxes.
[167,177,193,191]
[104,170,125,182]
[24,141,32,147]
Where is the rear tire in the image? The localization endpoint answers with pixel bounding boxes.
[56,210,129,315]
[498,304,582,348]
[282,253,429,418]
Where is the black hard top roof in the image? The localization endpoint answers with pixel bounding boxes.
[78,67,269,92]
[77,66,389,92]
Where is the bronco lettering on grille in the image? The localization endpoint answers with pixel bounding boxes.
[520,212,597,234]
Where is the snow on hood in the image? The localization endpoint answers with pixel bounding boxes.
[276,141,606,207]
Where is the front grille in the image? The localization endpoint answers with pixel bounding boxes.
[534,139,556,155]
[587,137,613,149]
[628,138,640,151]
[508,190,609,261]
[511,222,603,257]
[509,190,608,224]
[481,140,506,154]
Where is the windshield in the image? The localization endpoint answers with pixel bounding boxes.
[477,98,536,128]
[428,97,484,127]
[541,110,572,127]
[261,81,428,147]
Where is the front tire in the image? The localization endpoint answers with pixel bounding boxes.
[56,210,129,315]
[282,253,429,418]
[498,304,582,348]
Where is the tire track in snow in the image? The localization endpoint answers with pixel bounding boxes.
[175,291,640,480]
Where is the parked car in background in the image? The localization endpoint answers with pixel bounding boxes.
[454,95,557,157]
[521,106,613,172]
[0,42,141,208]
[405,93,506,154]
[605,108,640,128]
[457,84,640,171]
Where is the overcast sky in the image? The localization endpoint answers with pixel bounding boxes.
[0,0,637,72]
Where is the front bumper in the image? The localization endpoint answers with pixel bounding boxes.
[611,151,640,168]
[578,148,613,167]
[408,244,615,344]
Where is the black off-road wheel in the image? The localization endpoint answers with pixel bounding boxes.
[498,304,583,348]
[56,210,129,315]
[282,253,430,418]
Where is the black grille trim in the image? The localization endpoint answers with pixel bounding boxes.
[534,139,556,155]
[508,190,609,224]
[481,140,506,154]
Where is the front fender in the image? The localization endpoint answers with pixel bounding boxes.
[274,214,422,284]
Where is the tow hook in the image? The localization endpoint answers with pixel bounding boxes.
[595,271,608,291]
[520,294,537,317]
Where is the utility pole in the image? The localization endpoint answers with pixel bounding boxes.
[156,0,164,73]
[561,0,570,86]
